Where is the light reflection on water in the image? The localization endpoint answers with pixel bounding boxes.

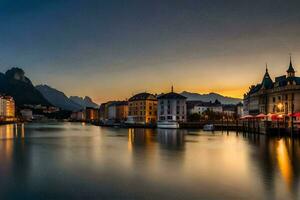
[0,122,299,200]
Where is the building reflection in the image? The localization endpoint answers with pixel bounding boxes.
[128,128,186,150]
[0,123,29,191]
[157,129,185,150]
[128,128,156,147]
[244,133,300,199]
[0,124,25,140]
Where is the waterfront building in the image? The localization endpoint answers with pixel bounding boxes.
[70,110,86,121]
[85,107,99,122]
[222,105,237,117]
[99,101,116,121]
[127,93,157,124]
[157,87,187,121]
[20,109,33,121]
[107,101,128,122]
[116,101,128,121]
[189,100,222,115]
[186,100,204,115]
[236,102,244,117]
[243,58,300,118]
[0,96,15,121]
[99,102,107,121]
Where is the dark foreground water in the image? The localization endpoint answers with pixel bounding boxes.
[0,123,300,200]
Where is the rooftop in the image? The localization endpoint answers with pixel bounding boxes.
[128,92,156,101]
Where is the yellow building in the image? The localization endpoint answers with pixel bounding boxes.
[0,96,15,121]
[127,93,157,124]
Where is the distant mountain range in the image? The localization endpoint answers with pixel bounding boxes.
[0,68,51,106]
[36,85,82,111]
[69,96,99,109]
[0,68,241,109]
[36,85,99,111]
[180,91,242,104]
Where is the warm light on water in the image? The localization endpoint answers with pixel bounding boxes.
[0,122,300,199]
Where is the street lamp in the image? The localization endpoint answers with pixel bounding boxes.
[277,102,283,112]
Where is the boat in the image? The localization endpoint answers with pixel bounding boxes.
[157,121,179,129]
[203,124,214,131]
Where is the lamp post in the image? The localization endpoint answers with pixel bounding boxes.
[277,102,284,135]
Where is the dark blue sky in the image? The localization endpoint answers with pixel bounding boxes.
[1,0,300,102]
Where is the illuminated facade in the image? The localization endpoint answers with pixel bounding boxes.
[127,93,157,124]
[85,107,99,122]
[0,96,15,121]
[107,101,128,121]
[70,110,86,121]
[115,101,128,122]
[243,58,300,116]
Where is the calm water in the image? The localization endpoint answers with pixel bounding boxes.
[0,123,300,200]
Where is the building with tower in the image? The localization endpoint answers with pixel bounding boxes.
[157,86,187,128]
[243,57,300,120]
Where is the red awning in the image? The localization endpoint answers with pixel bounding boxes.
[240,115,253,119]
[289,112,300,117]
[256,113,267,118]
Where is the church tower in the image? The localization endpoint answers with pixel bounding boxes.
[287,55,295,78]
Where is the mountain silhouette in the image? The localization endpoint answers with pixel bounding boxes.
[0,68,51,106]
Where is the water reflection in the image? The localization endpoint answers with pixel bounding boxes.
[0,124,24,139]
[157,129,185,150]
[128,128,186,150]
[1,123,300,199]
[243,133,300,199]
[128,128,156,146]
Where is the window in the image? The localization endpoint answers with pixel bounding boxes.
[273,97,275,103]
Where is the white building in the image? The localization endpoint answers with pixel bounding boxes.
[108,103,117,120]
[20,109,33,121]
[157,88,187,122]
[189,100,223,115]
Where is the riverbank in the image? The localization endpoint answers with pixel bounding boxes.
[89,120,300,136]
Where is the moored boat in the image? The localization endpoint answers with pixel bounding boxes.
[203,124,214,131]
[157,121,179,129]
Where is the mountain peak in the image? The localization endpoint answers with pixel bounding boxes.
[36,84,82,111]
[5,67,32,84]
[69,96,99,108]
[0,68,51,106]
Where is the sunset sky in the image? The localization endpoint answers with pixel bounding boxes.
[1,0,300,103]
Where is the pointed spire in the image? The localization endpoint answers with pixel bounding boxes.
[261,63,273,89]
[171,85,174,93]
[287,53,295,75]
